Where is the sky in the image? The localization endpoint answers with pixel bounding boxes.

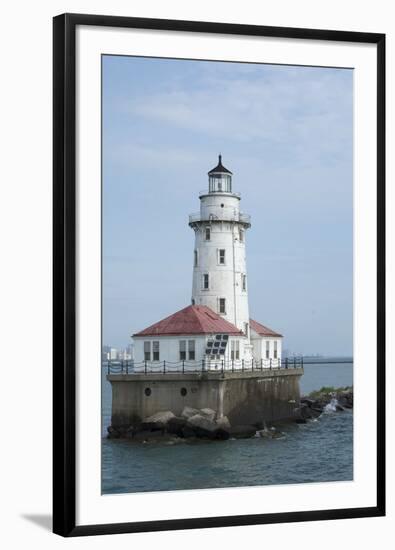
[102,55,353,356]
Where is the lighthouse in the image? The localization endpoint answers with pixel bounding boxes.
[132,156,282,369]
[107,156,303,431]
[189,155,253,361]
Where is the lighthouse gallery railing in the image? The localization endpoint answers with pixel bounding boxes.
[106,357,304,375]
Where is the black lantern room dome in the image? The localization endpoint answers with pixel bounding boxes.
[208,154,233,175]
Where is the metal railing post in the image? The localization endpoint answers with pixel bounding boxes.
[221,360,224,374]
[270,358,272,370]
[163,360,166,374]
[252,358,254,371]
[285,357,288,369]
[202,358,204,372]
[294,357,296,369]
[242,359,244,372]
[126,360,129,375]
[301,356,304,368]
[261,358,263,371]
[144,360,147,375]
[182,359,185,374]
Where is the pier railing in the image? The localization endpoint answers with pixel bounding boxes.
[105,357,304,375]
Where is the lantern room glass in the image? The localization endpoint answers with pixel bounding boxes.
[209,173,232,193]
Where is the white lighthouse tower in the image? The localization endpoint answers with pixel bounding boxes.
[189,155,253,359]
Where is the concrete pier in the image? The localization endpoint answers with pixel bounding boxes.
[107,368,303,428]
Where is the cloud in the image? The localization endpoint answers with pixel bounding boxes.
[122,65,352,158]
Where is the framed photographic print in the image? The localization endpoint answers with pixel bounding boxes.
[53,13,385,537]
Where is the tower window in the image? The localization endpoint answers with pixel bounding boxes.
[219,298,226,314]
[179,340,186,360]
[194,249,198,267]
[205,227,211,241]
[218,249,226,265]
[144,341,151,361]
[266,341,270,359]
[242,274,246,291]
[239,228,244,242]
[274,340,278,359]
[203,273,209,290]
[188,340,195,360]
[152,341,160,361]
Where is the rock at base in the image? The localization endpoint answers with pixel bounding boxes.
[181,406,200,419]
[199,408,216,421]
[187,414,218,438]
[167,416,187,436]
[216,416,231,431]
[141,410,175,431]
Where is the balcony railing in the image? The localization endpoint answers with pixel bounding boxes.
[105,357,304,375]
[199,190,241,198]
[188,212,251,225]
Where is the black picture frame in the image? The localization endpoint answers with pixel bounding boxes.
[53,12,386,537]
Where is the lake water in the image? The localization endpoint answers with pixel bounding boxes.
[102,361,353,494]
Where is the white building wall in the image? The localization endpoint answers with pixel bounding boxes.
[133,334,251,371]
[250,333,283,366]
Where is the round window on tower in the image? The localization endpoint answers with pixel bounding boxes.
[221,203,224,208]
[144,387,152,397]
[180,387,187,396]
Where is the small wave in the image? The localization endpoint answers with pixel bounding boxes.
[324,398,339,413]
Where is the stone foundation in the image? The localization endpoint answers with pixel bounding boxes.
[107,368,303,428]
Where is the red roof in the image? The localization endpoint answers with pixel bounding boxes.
[250,318,283,337]
[133,305,243,337]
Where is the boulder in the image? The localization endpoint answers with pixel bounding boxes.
[300,403,314,419]
[187,414,218,436]
[216,416,231,431]
[141,410,175,431]
[199,408,217,421]
[181,406,200,419]
[213,428,230,440]
[181,425,197,438]
[167,416,187,436]
[301,398,316,407]
[229,425,257,439]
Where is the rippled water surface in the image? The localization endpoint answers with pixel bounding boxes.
[102,361,353,494]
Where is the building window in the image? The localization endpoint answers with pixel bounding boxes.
[188,340,195,360]
[194,249,198,267]
[239,228,244,242]
[144,341,151,361]
[242,274,246,291]
[266,341,270,359]
[244,322,249,338]
[179,340,186,360]
[152,341,160,361]
[219,298,226,314]
[231,340,240,360]
[205,227,211,241]
[218,249,226,265]
[203,273,209,290]
[274,340,278,359]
